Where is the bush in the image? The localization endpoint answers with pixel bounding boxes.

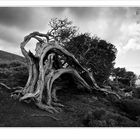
[0,60,28,87]
[0,63,9,68]
[82,107,137,127]
[116,98,140,118]
[9,60,24,67]
[0,60,25,69]
[133,87,140,99]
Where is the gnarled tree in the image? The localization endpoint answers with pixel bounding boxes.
[10,31,120,113]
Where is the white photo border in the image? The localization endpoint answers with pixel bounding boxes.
[0,1,140,140]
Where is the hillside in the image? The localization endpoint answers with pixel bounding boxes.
[0,50,140,126]
[0,50,25,62]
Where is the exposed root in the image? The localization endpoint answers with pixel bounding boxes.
[99,88,121,100]
[11,91,22,100]
[0,82,12,90]
[19,92,38,101]
[52,102,64,107]
[0,82,23,100]
[35,102,59,113]
[31,113,60,121]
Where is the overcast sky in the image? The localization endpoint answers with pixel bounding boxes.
[0,7,140,75]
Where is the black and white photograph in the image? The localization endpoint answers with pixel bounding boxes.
[1,6,140,128]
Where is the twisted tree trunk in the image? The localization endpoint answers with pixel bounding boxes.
[11,32,120,113]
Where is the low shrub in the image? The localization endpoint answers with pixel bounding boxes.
[82,107,137,127]
[0,60,28,87]
[0,60,25,68]
[133,87,140,99]
[116,98,140,118]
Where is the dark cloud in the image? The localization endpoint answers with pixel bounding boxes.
[69,7,101,19]
[50,7,101,19]
[50,7,67,13]
[0,7,49,31]
[0,7,138,45]
[0,7,136,32]
[0,8,33,29]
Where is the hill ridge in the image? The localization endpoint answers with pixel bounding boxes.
[0,50,25,62]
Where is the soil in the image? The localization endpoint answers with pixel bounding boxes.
[0,50,139,127]
[0,86,120,127]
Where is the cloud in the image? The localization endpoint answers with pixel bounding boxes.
[115,64,140,75]
[55,7,138,50]
[0,24,23,44]
[0,7,137,48]
[0,7,57,55]
[123,38,140,51]
[49,7,66,13]
[0,7,140,74]
[115,22,140,54]
[0,7,52,31]
[0,7,33,30]
[50,7,100,19]
[0,38,21,54]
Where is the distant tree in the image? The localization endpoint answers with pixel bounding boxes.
[66,33,117,85]
[112,67,126,78]
[112,67,136,87]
